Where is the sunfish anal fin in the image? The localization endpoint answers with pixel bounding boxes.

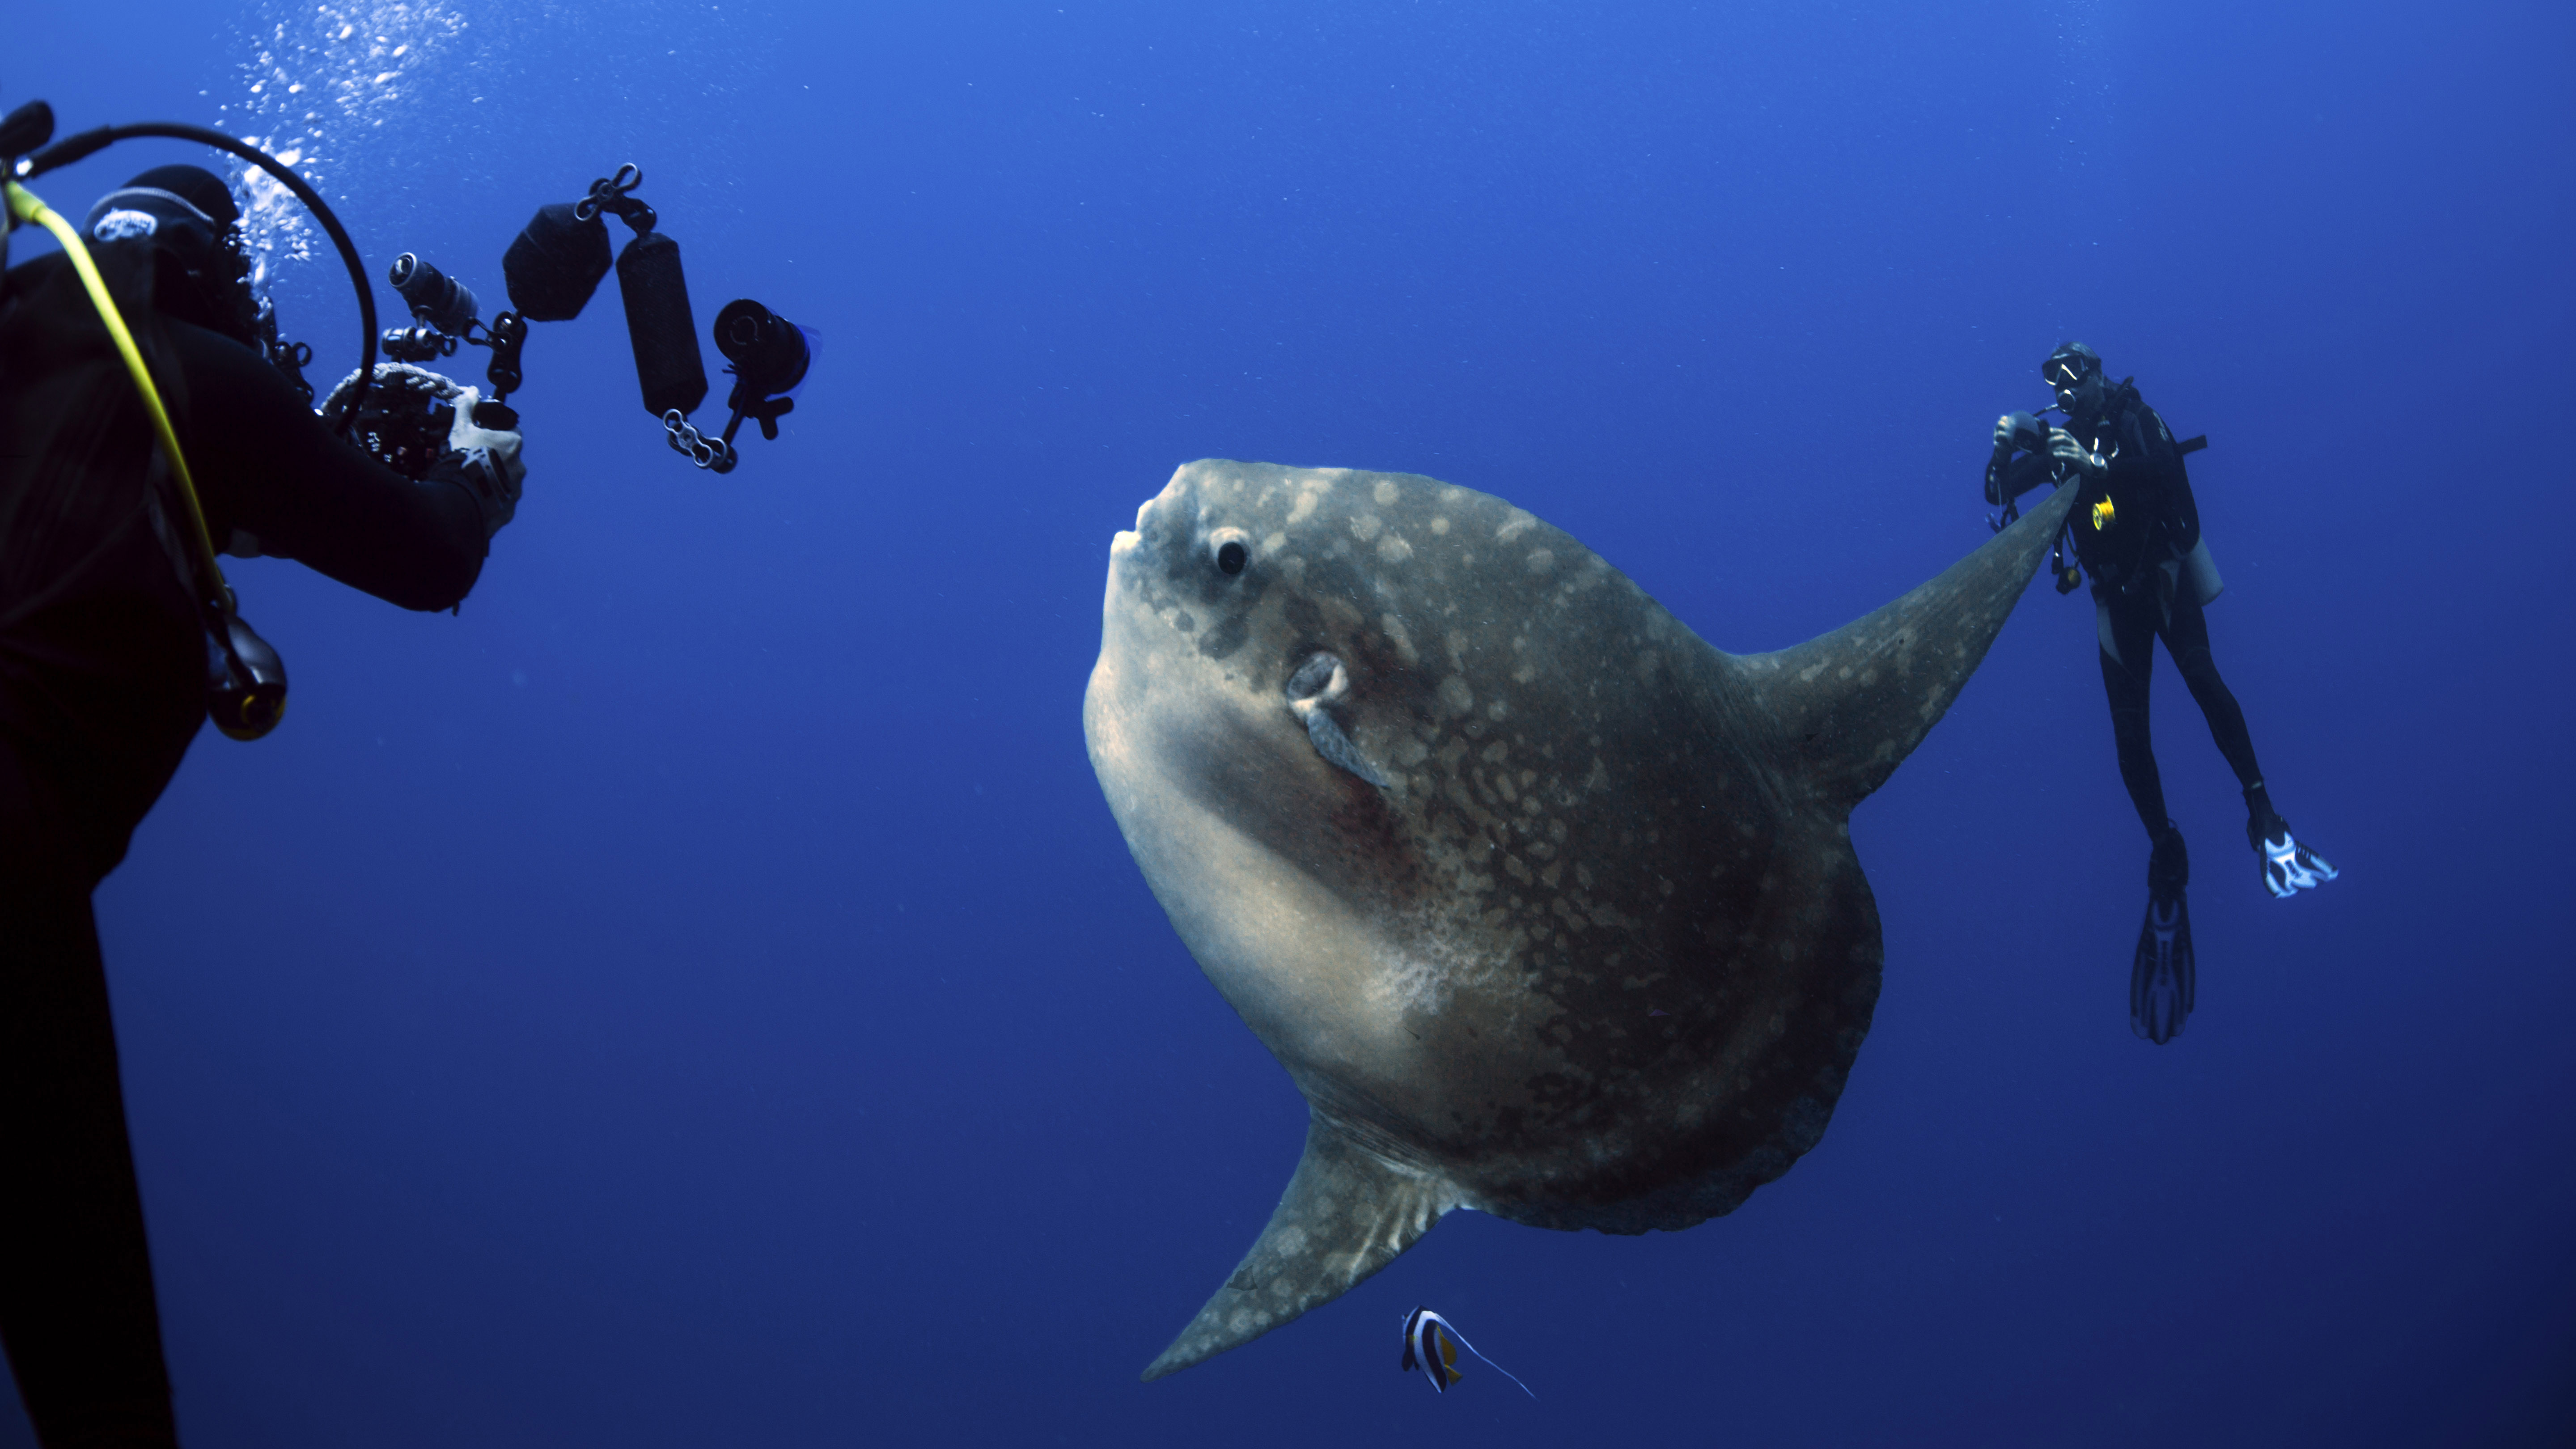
[1738,482,2078,812]
[1140,1115,1453,1381]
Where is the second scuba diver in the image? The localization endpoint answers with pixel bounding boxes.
[1985,342,2337,1045]
[0,162,524,1449]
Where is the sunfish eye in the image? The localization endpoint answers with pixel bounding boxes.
[1208,527,1251,576]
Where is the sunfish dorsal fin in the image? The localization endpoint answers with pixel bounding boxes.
[1736,483,2078,813]
[1140,1116,1455,1381]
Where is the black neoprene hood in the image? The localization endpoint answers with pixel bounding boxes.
[85,163,238,232]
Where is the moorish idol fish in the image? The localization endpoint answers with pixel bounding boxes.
[1399,1307,1536,1398]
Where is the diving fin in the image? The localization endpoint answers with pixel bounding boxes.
[2250,806,2339,899]
[1141,1115,1456,1381]
[2130,889,2194,1044]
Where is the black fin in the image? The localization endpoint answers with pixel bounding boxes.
[2130,890,2195,1044]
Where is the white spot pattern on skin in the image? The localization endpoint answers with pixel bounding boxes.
[1379,534,1414,563]
[1373,910,1521,1019]
[1088,457,2068,1377]
[1381,614,1421,665]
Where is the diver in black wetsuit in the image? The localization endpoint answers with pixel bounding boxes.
[0,165,524,1448]
[1985,342,2336,1045]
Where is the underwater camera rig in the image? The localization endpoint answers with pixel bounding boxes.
[3,89,816,743]
[374,164,814,476]
[2,94,386,740]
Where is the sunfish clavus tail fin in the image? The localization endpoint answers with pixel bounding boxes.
[1737,482,2079,813]
[1141,1115,1456,1381]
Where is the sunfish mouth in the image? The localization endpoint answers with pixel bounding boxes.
[1108,494,1160,565]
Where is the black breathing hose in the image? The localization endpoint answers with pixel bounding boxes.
[22,121,377,435]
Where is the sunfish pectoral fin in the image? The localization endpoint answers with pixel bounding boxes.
[1738,481,2078,811]
[1140,1116,1452,1381]
[1300,706,1388,787]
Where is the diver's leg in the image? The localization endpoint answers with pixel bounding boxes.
[0,743,179,1449]
[2158,590,2265,793]
[2159,592,2336,896]
[2101,589,2194,1041]
[2097,591,2168,839]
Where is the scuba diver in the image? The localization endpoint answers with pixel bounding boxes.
[0,162,523,1447]
[1985,342,2336,1045]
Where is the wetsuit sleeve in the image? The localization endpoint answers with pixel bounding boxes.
[164,322,488,611]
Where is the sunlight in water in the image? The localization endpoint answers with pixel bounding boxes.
[218,1,468,302]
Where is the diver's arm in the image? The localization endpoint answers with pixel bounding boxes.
[165,320,488,611]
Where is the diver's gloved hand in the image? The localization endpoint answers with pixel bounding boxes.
[1992,413,2018,453]
[2048,427,2106,478]
[426,386,525,538]
[2249,806,2339,899]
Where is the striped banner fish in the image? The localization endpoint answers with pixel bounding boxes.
[1399,1307,1535,1398]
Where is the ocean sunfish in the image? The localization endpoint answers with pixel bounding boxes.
[1083,460,2076,1380]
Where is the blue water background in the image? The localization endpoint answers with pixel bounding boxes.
[10,0,2573,1443]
